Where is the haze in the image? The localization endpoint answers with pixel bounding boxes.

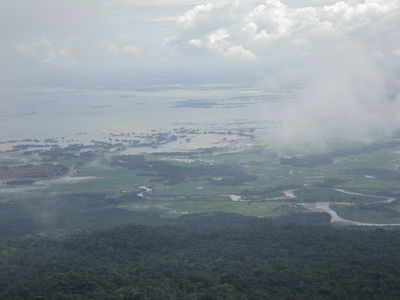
[1,0,400,151]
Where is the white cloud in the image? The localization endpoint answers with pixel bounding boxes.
[245,0,293,40]
[208,28,229,44]
[16,38,77,68]
[1,0,400,151]
[189,39,203,48]
[224,45,257,61]
[176,0,400,58]
[172,0,400,151]
[184,28,256,61]
[1,0,400,91]
[178,3,218,27]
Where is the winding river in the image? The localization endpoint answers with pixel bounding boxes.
[286,188,400,226]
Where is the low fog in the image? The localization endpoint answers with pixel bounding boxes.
[268,38,400,153]
[175,0,400,152]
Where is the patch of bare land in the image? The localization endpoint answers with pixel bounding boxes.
[0,164,68,183]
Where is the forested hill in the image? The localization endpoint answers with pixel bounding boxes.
[2,213,400,300]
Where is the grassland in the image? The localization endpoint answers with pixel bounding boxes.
[2,137,400,226]
[333,205,400,224]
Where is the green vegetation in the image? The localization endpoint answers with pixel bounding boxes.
[2,215,400,300]
[333,205,400,224]
[2,138,400,223]
[120,199,299,218]
[3,134,400,299]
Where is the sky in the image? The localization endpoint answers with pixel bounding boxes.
[1,0,398,89]
[1,0,400,150]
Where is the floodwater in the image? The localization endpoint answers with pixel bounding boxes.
[0,87,292,142]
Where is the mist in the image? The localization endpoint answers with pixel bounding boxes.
[1,0,400,152]
[267,37,400,153]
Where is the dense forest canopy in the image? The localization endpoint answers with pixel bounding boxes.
[2,213,400,300]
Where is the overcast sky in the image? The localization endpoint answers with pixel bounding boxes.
[1,0,400,151]
[0,0,399,90]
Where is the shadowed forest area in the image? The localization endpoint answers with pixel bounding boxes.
[2,213,400,300]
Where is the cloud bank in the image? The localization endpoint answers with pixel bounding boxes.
[173,0,400,151]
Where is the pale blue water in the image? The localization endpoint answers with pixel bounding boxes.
[0,87,292,141]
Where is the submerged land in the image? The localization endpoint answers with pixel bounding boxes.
[2,123,400,236]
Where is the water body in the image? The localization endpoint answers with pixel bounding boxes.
[334,188,396,204]
[248,187,400,226]
[1,87,289,141]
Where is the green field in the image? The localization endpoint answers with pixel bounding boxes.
[2,139,400,229]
